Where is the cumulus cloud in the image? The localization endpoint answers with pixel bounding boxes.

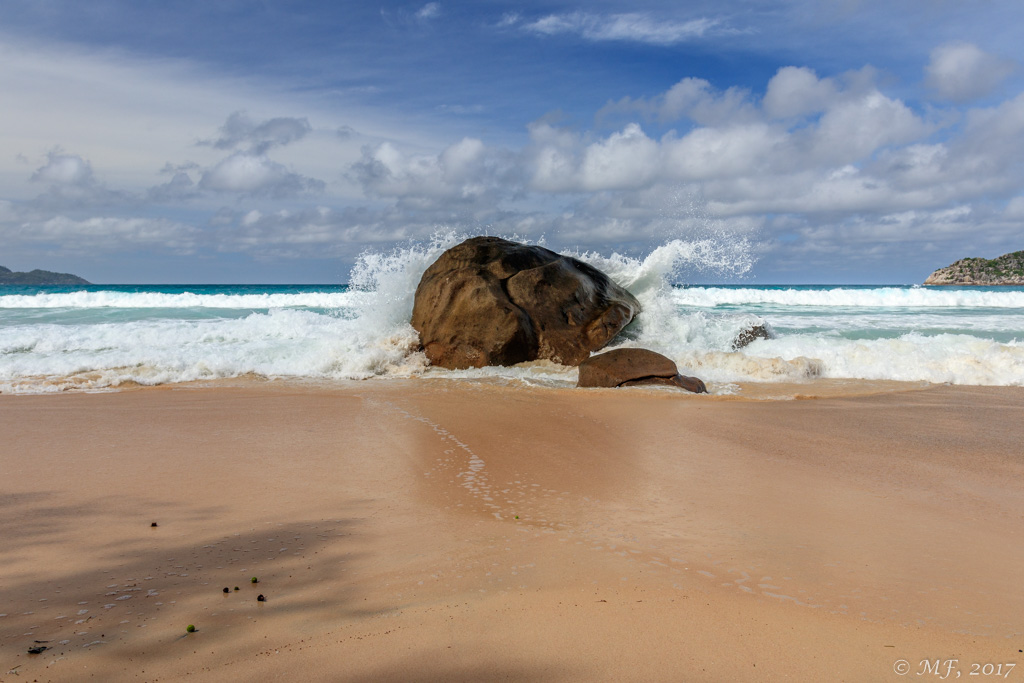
[524,12,720,45]
[763,67,839,119]
[199,153,324,198]
[536,66,941,207]
[27,150,130,208]
[528,123,660,192]
[169,112,328,199]
[601,77,756,126]
[31,151,95,186]
[351,137,517,209]
[809,90,928,163]
[926,42,1015,102]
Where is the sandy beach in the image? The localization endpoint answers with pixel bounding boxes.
[1,379,1022,681]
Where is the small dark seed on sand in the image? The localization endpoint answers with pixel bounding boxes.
[151,522,158,527]
[223,587,229,593]
[257,594,266,602]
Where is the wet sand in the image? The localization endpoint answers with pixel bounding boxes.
[1,380,1022,681]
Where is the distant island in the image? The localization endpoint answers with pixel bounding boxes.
[924,250,1024,286]
[0,265,91,285]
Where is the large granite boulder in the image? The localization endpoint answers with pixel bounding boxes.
[577,348,707,393]
[411,236,641,369]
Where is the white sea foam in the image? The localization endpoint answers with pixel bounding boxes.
[672,286,1024,309]
[0,291,358,309]
[2,233,1024,392]
[0,309,425,392]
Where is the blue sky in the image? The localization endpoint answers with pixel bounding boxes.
[2,0,1023,284]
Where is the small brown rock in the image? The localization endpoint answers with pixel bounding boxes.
[578,348,706,393]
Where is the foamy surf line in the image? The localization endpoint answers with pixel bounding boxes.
[0,291,361,309]
[672,286,1024,308]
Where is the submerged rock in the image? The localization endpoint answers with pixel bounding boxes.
[732,323,774,350]
[411,236,641,369]
[577,348,707,394]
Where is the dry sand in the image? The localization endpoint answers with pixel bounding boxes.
[1,380,1022,681]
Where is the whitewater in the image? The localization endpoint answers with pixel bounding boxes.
[2,235,1024,393]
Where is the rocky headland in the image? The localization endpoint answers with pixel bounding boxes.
[924,251,1024,285]
[0,265,91,285]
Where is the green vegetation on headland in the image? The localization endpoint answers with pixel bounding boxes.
[924,250,1024,285]
[0,265,91,285]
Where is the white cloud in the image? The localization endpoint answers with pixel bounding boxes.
[199,153,324,197]
[664,123,783,181]
[658,78,754,125]
[529,75,930,197]
[31,151,95,186]
[763,67,839,119]
[809,90,928,163]
[959,91,1024,161]
[416,2,441,20]
[497,12,520,28]
[926,42,1015,102]
[578,124,660,191]
[26,149,129,207]
[352,137,515,207]
[524,12,720,45]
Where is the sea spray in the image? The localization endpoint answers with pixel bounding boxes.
[572,237,764,362]
[347,231,464,330]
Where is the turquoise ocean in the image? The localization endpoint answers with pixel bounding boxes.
[3,239,1024,393]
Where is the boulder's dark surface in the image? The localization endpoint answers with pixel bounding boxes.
[732,323,774,350]
[577,348,707,394]
[0,265,90,285]
[411,237,641,369]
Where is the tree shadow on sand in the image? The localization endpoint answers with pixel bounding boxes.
[0,490,375,679]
